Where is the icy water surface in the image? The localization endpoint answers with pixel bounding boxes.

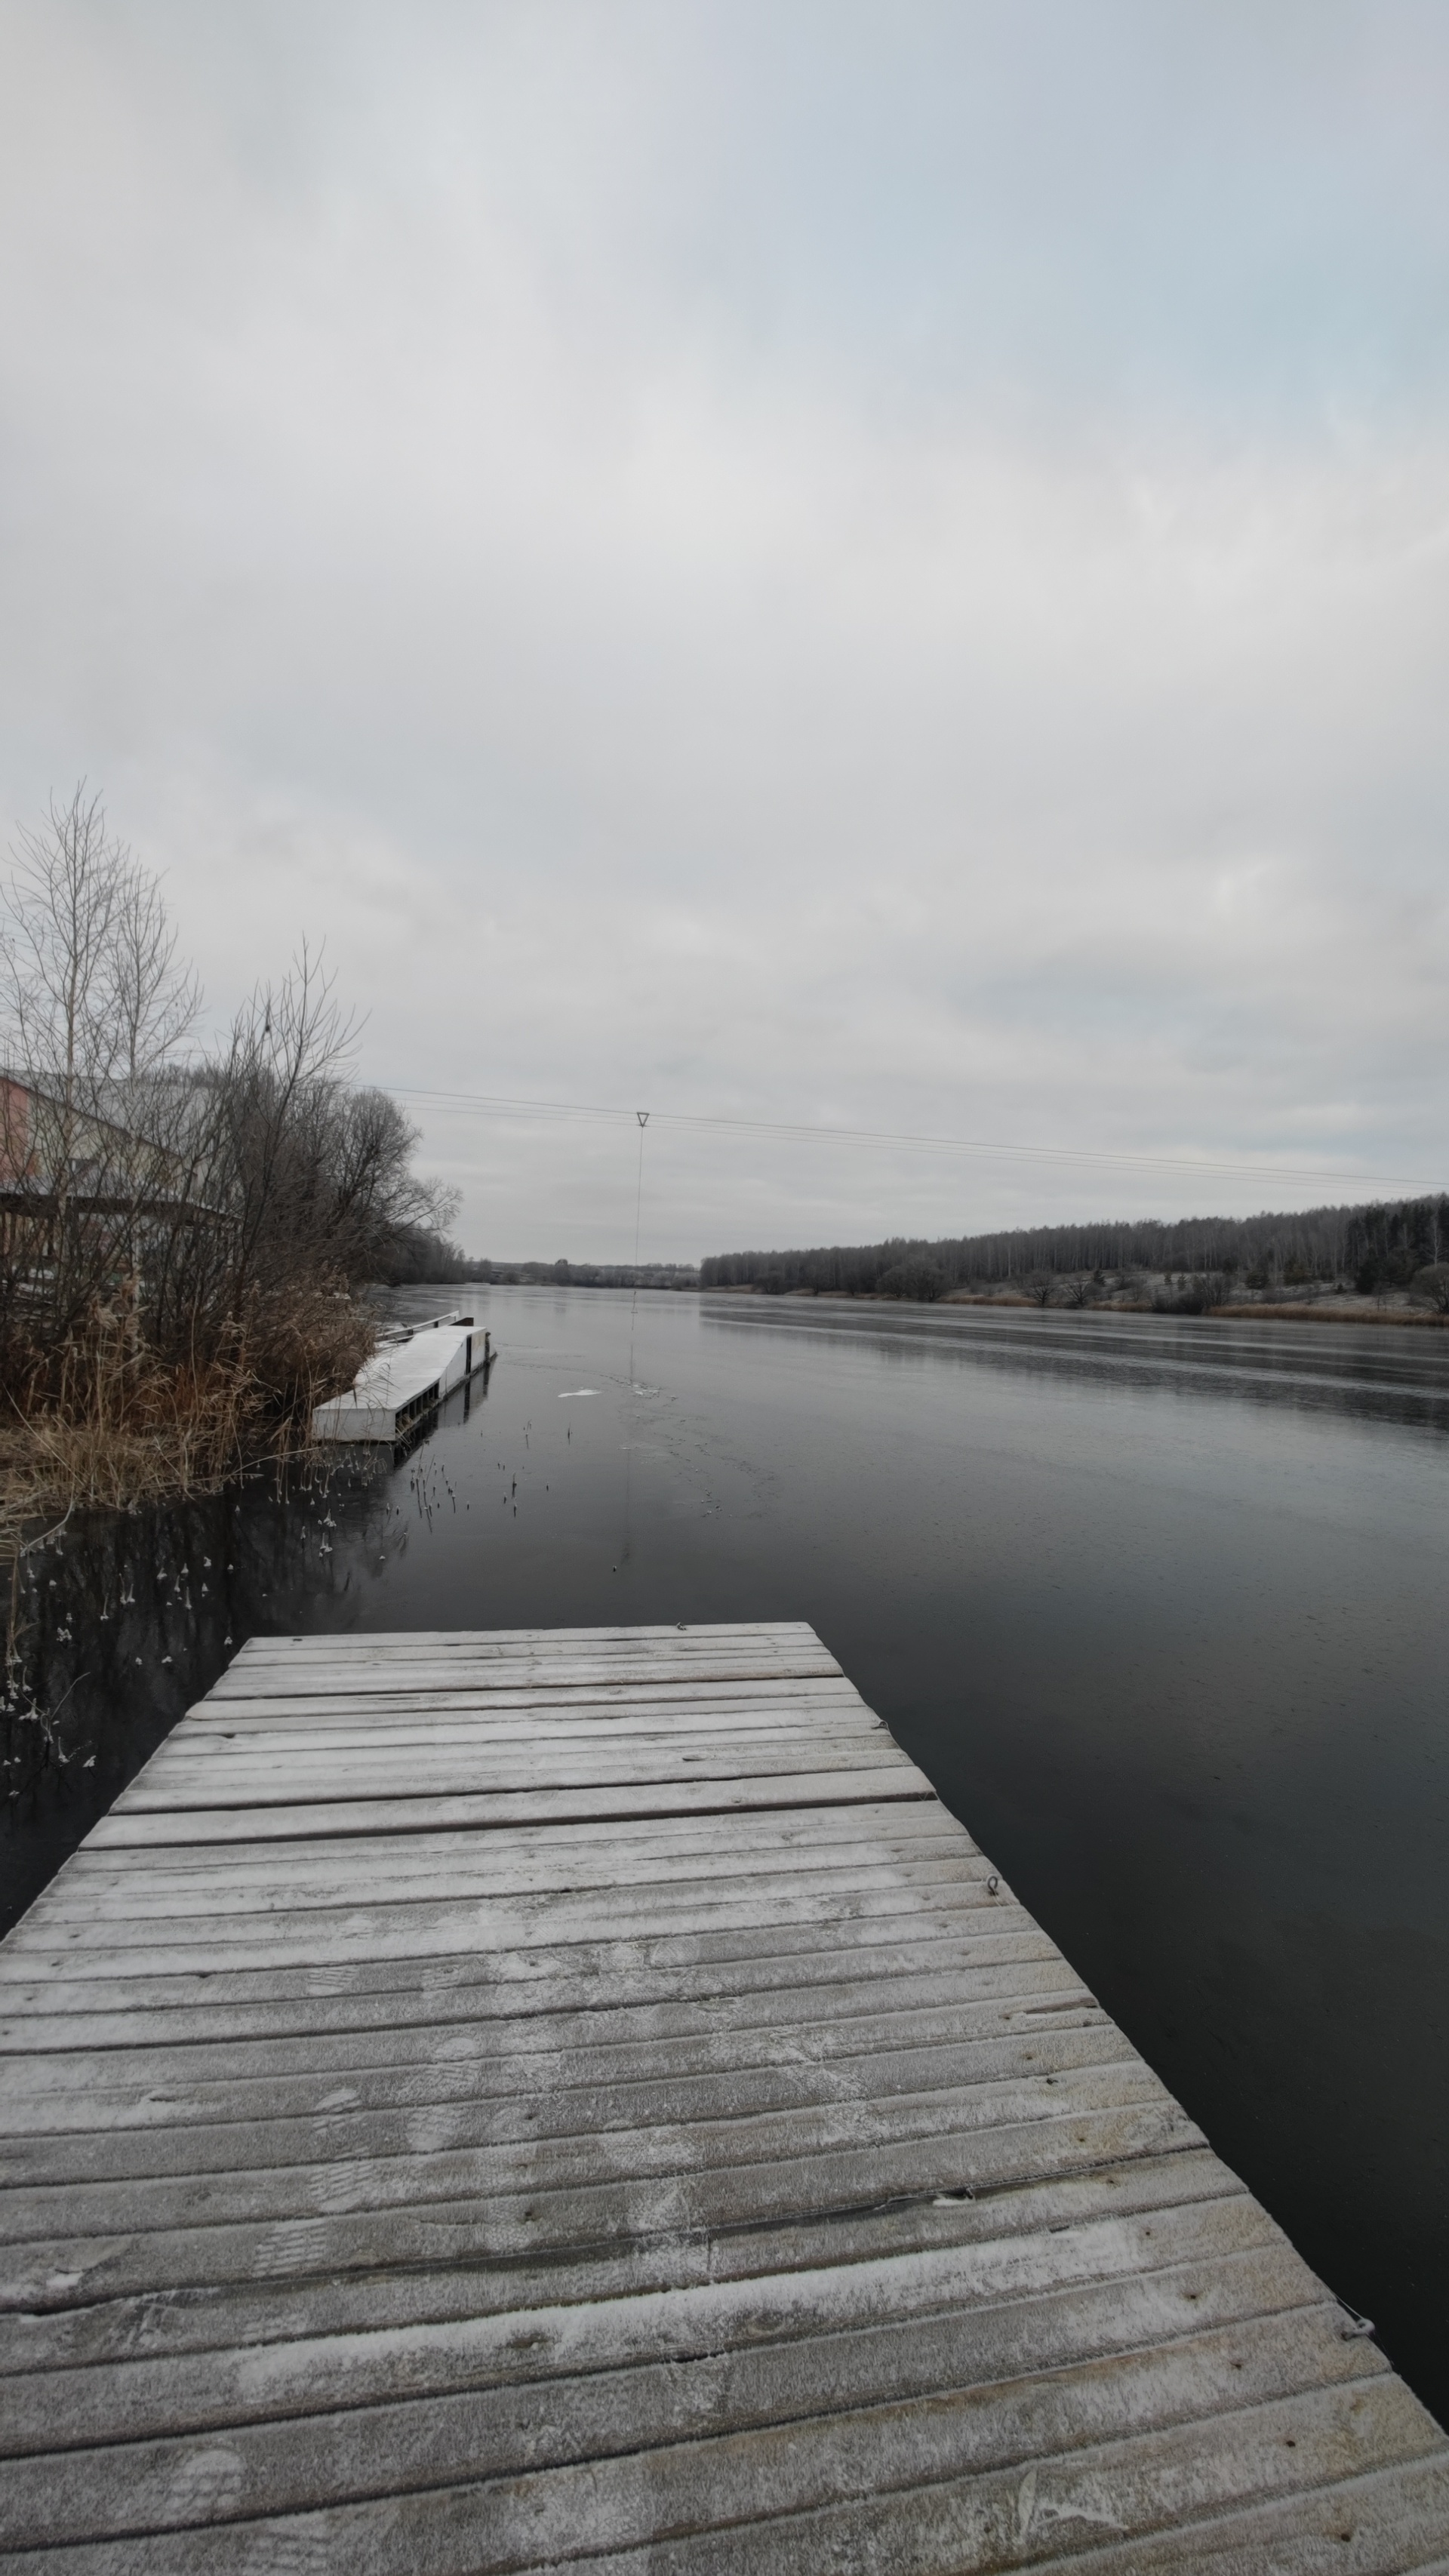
[5,1287,1448,2419]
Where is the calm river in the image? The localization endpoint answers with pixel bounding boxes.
[5,1287,1448,2421]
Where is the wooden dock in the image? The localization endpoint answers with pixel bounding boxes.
[311,1314,491,1443]
[2,1620,1447,2570]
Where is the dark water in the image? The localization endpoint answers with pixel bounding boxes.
[5,1288,1448,2423]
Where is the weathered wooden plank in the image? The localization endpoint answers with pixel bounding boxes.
[190,1665,865,1698]
[203,1651,844,1697]
[14,1877,1010,1971]
[23,1862,989,1936]
[36,1814,958,1916]
[66,1786,955,1845]
[349,2380,1438,2576]
[6,2010,1137,2171]
[224,1631,830,1670]
[0,2040,1138,2157]
[7,2457,1447,2576]
[177,1697,875,1741]
[21,1816,967,1892]
[109,1739,917,1805]
[0,1953,1080,2072]
[0,2156,1249,2380]
[19,1848,984,1931]
[0,2285,1364,2546]
[0,2349,1428,2569]
[169,1706,854,1778]
[0,1987,1111,2129]
[214,1632,836,1658]
[206,1680,851,1712]
[196,1673,847,1711]
[0,1918,1065,2031]
[10,1869,1016,1962]
[0,1840,1014,1932]
[127,1719,899,1774]
[200,1661,857,1700]
[0,2027,1144,2184]
[212,1633,835,1660]
[239,1617,829,1638]
[0,2060,1177,2242]
[22,1842,998,1934]
[212,1657,848,1691]
[496,2379,1440,2576]
[0,2204,1296,2454]
[2,1876,1033,1988]
[1,1620,1443,2568]
[0,1950,1078,2067]
[29,1799,967,1896]
[1049,2469,1449,2573]
[70,1784,946,1846]
[113,1727,912,1784]
[228,1623,826,1657]
[175,1684,877,1724]
[0,2097,1202,2310]
[77,1768,940,1850]
[1,1911,1035,1999]
[0,2210,1272,2442]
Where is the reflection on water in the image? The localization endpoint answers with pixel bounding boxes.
[4,1288,1447,2423]
[712,1295,1449,1425]
[3,1454,389,1923]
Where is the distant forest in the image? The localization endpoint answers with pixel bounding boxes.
[700,1194,1449,1300]
[377,1231,698,1291]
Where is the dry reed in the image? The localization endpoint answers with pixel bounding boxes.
[0,1286,376,1557]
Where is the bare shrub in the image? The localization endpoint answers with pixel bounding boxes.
[158,951,457,1353]
[2,793,454,1540]
[878,1258,946,1301]
[1152,1272,1229,1315]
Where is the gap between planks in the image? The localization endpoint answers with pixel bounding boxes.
[1,1620,1445,2571]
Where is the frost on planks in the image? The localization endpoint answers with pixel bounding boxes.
[1,1620,1446,2570]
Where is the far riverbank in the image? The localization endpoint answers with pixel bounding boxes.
[712,1282,1449,1325]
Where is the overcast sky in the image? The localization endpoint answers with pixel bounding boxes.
[2,2,1446,1260]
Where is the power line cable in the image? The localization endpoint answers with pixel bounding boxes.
[377,1084,1433,1195]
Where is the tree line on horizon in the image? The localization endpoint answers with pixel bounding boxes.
[699,1195,1449,1302]
[377,1239,700,1291]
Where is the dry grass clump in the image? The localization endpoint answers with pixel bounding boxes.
[239,1279,377,1420]
[0,1286,376,1556]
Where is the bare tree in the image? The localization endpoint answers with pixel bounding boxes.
[109,858,201,1082]
[161,949,457,1379]
[4,801,459,1466]
[203,948,360,1314]
[2,788,123,1211]
[1,787,201,1360]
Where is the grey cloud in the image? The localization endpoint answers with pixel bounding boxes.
[1,2,1445,1258]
